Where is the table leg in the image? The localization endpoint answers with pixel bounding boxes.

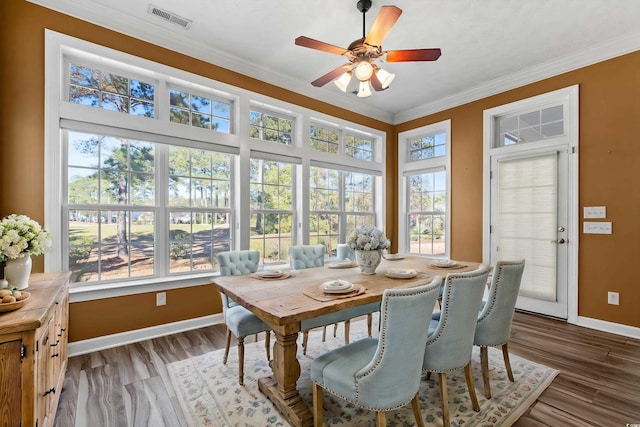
[258,328,313,427]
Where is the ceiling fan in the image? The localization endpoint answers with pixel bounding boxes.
[295,0,441,97]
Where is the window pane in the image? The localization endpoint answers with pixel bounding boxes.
[345,135,373,161]
[407,170,446,255]
[170,88,231,133]
[250,109,293,145]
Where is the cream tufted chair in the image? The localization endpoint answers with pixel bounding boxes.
[422,265,491,427]
[216,250,271,385]
[474,259,525,398]
[311,276,442,427]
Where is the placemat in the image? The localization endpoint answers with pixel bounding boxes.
[249,271,293,280]
[303,283,367,302]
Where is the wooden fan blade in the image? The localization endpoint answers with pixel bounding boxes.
[295,36,348,56]
[311,64,353,87]
[386,48,442,62]
[364,6,402,47]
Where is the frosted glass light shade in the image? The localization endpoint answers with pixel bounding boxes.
[357,80,372,97]
[376,68,395,89]
[334,72,352,92]
[354,61,374,81]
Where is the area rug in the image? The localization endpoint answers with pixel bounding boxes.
[167,320,558,426]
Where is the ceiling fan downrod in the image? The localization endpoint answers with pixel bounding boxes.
[357,0,372,38]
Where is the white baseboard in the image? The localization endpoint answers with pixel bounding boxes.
[577,316,640,340]
[68,314,224,357]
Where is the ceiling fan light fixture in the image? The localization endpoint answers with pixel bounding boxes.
[376,68,395,89]
[357,80,372,97]
[354,60,374,81]
[334,72,352,92]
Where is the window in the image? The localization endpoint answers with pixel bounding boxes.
[495,105,564,147]
[65,130,233,283]
[345,134,373,161]
[46,31,385,293]
[169,88,231,133]
[249,109,293,145]
[398,120,451,257]
[310,125,339,154]
[69,63,155,117]
[250,158,294,264]
[407,171,446,255]
[309,167,375,256]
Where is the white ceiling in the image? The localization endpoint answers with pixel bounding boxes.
[30,0,640,124]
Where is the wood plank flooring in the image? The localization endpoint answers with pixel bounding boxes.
[54,312,640,426]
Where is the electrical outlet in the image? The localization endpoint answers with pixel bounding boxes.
[607,291,619,305]
[156,292,166,306]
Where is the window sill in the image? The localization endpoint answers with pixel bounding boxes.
[69,272,218,303]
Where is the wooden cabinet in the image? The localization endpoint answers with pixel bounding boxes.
[0,272,70,427]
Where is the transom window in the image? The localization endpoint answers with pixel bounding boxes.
[310,125,339,154]
[496,105,564,147]
[169,88,231,133]
[250,109,293,145]
[69,63,155,117]
[408,132,446,160]
[345,134,373,161]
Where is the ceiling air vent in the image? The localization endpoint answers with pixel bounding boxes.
[147,4,192,29]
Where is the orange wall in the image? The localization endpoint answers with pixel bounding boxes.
[396,52,640,328]
[1,0,638,341]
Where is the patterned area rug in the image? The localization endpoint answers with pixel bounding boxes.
[168,320,558,426]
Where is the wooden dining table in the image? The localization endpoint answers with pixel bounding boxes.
[210,255,483,427]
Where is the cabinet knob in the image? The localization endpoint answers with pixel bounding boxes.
[43,387,56,396]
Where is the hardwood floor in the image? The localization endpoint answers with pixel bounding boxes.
[54,312,640,426]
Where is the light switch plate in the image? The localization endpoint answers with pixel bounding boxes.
[584,206,606,219]
[583,221,612,234]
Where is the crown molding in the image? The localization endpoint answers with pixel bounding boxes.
[394,31,640,124]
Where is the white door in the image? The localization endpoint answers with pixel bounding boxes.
[490,148,569,318]
[484,85,578,320]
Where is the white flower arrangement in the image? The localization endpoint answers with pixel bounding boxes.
[347,225,391,251]
[0,214,52,261]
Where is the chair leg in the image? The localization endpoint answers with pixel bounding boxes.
[411,394,425,427]
[333,323,338,337]
[303,331,309,355]
[344,320,351,344]
[366,313,373,337]
[375,411,387,427]
[437,372,450,427]
[312,382,323,427]
[464,362,480,412]
[238,337,245,385]
[265,331,271,361]
[502,343,515,382]
[480,346,491,399]
[223,330,232,364]
[322,326,327,342]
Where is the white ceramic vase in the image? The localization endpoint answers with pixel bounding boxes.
[4,255,32,290]
[355,249,382,275]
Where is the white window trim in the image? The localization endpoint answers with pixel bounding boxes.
[397,119,451,257]
[44,30,386,300]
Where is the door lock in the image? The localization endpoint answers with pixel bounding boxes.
[558,226,565,232]
[551,238,566,244]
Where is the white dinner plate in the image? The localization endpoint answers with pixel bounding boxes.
[327,260,357,269]
[384,253,406,261]
[434,260,456,267]
[257,269,284,278]
[385,268,417,279]
[322,280,354,293]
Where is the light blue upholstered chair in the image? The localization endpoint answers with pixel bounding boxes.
[474,259,525,398]
[423,265,491,427]
[289,245,378,354]
[311,276,442,427]
[216,250,271,385]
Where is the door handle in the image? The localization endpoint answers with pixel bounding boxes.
[551,238,566,244]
